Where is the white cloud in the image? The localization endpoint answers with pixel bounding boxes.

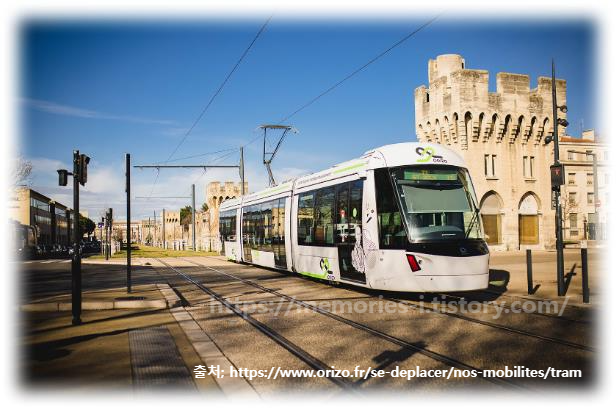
[22,98,176,126]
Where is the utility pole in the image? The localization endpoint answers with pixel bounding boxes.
[134,159,245,250]
[162,208,166,249]
[240,146,245,196]
[154,210,157,247]
[192,184,197,251]
[545,59,569,297]
[71,151,81,325]
[126,153,131,293]
[57,149,90,325]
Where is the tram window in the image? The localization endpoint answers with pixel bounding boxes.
[261,200,273,252]
[298,192,315,245]
[278,198,285,244]
[335,184,349,243]
[314,187,335,245]
[375,168,407,249]
[254,204,262,250]
[349,180,363,244]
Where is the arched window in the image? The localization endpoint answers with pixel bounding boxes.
[452,113,459,142]
[464,112,473,141]
[529,116,537,143]
[480,192,503,245]
[502,115,512,141]
[477,113,484,142]
[519,192,540,245]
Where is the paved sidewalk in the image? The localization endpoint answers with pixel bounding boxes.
[19,259,222,394]
[488,248,603,306]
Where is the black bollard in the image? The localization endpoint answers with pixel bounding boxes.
[526,249,533,295]
[581,248,589,304]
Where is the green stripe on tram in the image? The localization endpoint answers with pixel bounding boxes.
[298,271,327,279]
[332,162,366,174]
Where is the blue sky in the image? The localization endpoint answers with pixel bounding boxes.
[19,17,596,220]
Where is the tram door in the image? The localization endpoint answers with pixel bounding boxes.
[335,180,365,283]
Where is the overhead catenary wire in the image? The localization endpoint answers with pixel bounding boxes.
[146,16,272,198]
[277,14,440,124]
[237,14,440,153]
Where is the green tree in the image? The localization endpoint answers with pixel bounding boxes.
[201,202,209,212]
[79,215,96,238]
[180,205,193,231]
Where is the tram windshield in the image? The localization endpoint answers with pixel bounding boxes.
[390,166,482,242]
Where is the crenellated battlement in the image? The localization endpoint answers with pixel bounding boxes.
[415,54,567,148]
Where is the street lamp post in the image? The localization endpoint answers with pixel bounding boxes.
[545,59,569,297]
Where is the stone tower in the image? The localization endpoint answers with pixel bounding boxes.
[414,54,568,250]
[204,181,248,251]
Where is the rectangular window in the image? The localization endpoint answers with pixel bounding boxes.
[484,154,496,177]
[375,168,406,249]
[568,192,577,203]
[523,156,535,178]
[297,192,315,245]
[568,173,576,185]
[586,150,593,160]
[349,180,363,244]
[335,184,349,243]
[491,154,496,177]
[568,150,574,160]
[314,187,335,245]
[570,213,578,229]
[604,151,609,161]
[587,192,594,205]
[529,156,534,178]
[587,173,593,185]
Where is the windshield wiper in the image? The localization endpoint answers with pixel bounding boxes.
[464,210,480,239]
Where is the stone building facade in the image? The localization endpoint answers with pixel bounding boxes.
[205,181,247,251]
[415,54,566,250]
[559,130,609,240]
[145,181,247,251]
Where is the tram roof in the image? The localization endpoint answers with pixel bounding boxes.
[218,142,466,210]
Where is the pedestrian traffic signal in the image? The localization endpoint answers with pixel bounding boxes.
[57,169,69,186]
[550,163,565,190]
[79,154,90,185]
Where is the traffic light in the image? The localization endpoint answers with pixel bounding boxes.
[79,154,90,185]
[550,163,565,191]
[58,169,69,186]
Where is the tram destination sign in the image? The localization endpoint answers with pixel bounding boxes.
[404,170,458,181]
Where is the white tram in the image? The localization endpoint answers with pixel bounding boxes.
[218,142,489,292]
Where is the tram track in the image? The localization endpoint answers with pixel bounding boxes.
[433,291,592,325]
[195,258,594,352]
[175,257,527,390]
[154,258,356,392]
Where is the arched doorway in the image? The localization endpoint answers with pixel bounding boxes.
[480,192,503,245]
[519,193,540,245]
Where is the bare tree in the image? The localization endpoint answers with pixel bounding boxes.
[12,157,32,186]
[562,196,579,237]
